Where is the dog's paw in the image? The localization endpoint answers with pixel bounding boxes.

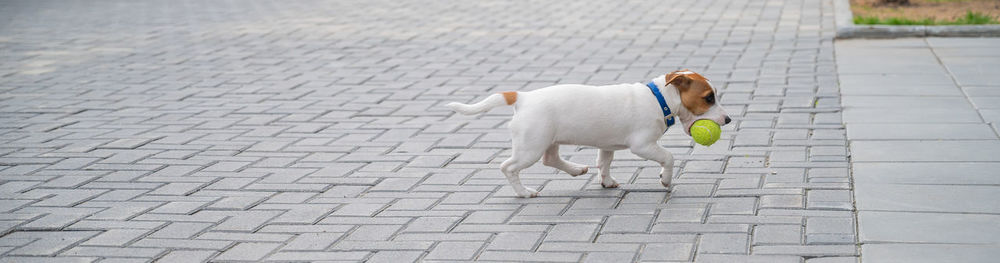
[571,167,589,177]
[659,169,672,188]
[516,188,539,198]
[660,176,672,189]
[601,177,619,188]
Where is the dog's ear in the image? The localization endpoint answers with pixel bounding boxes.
[666,70,692,91]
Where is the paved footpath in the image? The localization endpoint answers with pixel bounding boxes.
[837,38,1000,263]
[0,0,855,262]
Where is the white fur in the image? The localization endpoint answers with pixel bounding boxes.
[445,93,507,115]
[446,74,729,198]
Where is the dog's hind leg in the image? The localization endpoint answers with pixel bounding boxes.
[596,149,618,188]
[500,121,549,198]
[542,145,589,177]
[500,147,544,198]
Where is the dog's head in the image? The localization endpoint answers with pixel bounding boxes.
[665,70,731,135]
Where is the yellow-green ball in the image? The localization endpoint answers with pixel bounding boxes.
[690,119,721,146]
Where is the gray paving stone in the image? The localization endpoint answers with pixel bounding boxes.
[544,224,599,242]
[862,244,1000,263]
[595,234,696,244]
[461,210,516,224]
[856,184,1000,213]
[753,225,802,245]
[859,211,1000,244]
[969,96,1000,109]
[195,232,292,243]
[486,232,542,251]
[451,224,548,233]
[639,243,693,261]
[853,162,1000,185]
[367,251,424,263]
[836,46,943,74]
[807,190,852,210]
[67,220,165,231]
[752,245,856,257]
[806,217,855,236]
[804,257,857,263]
[131,238,231,250]
[696,254,802,263]
[345,225,403,241]
[401,217,460,233]
[282,233,343,251]
[265,251,370,261]
[5,231,100,256]
[841,96,973,109]
[847,123,998,140]
[80,229,149,247]
[698,234,749,254]
[214,242,281,261]
[851,141,1000,162]
[843,108,983,123]
[652,223,751,234]
[61,246,164,258]
[0,257,97,263]
[981,109,1000,131]
[927,37,1000,48]
[600,215,653,233]
[941,59,1000,86]
[330,203,386,217]
[806,233,855,245]
[478,251,583,262]
[582,252,636,263]
[759,195,803,209]
[656,206,708,223]
[155,250,216,263]
[393,233,492,242]
[209,211,282,231]
[332,241,433,251]
[537,242,639,253]
[148,222,212,239]
[425,241,484,260]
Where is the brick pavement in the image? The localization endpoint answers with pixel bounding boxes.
[0,0,855,262]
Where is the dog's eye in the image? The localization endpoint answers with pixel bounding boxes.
[704,95,714,104]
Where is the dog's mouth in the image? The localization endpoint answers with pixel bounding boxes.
[681,117,698,136]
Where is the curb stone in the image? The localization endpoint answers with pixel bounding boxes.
[834,0,1000,38]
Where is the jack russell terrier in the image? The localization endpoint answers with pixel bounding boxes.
[446,70,731,198]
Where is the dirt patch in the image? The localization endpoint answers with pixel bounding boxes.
[851,0,1000,23]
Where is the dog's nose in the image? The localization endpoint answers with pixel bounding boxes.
[724,116,731,124]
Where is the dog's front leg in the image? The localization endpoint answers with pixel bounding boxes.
[597,150,618,188]
[629,143,675,188]
[660,151,674,187]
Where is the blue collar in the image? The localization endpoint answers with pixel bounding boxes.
[646,82,676,128]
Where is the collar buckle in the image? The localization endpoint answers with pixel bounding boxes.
[646,82,676,129]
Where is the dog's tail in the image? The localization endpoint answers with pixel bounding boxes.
[445,91,518,115]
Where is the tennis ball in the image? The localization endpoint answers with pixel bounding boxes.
[690,119,721,146]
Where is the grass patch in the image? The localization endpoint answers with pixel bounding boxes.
[951,10,998,24]
[855,11,999,25]
[923,0,972,3]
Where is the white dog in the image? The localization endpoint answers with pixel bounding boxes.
[446,70,731,198]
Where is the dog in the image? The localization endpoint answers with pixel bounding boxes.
[446,70,731,198]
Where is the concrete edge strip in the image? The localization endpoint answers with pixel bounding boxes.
[833,0,1000,39]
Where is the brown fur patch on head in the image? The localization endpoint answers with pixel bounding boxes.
[666,69,715,115]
